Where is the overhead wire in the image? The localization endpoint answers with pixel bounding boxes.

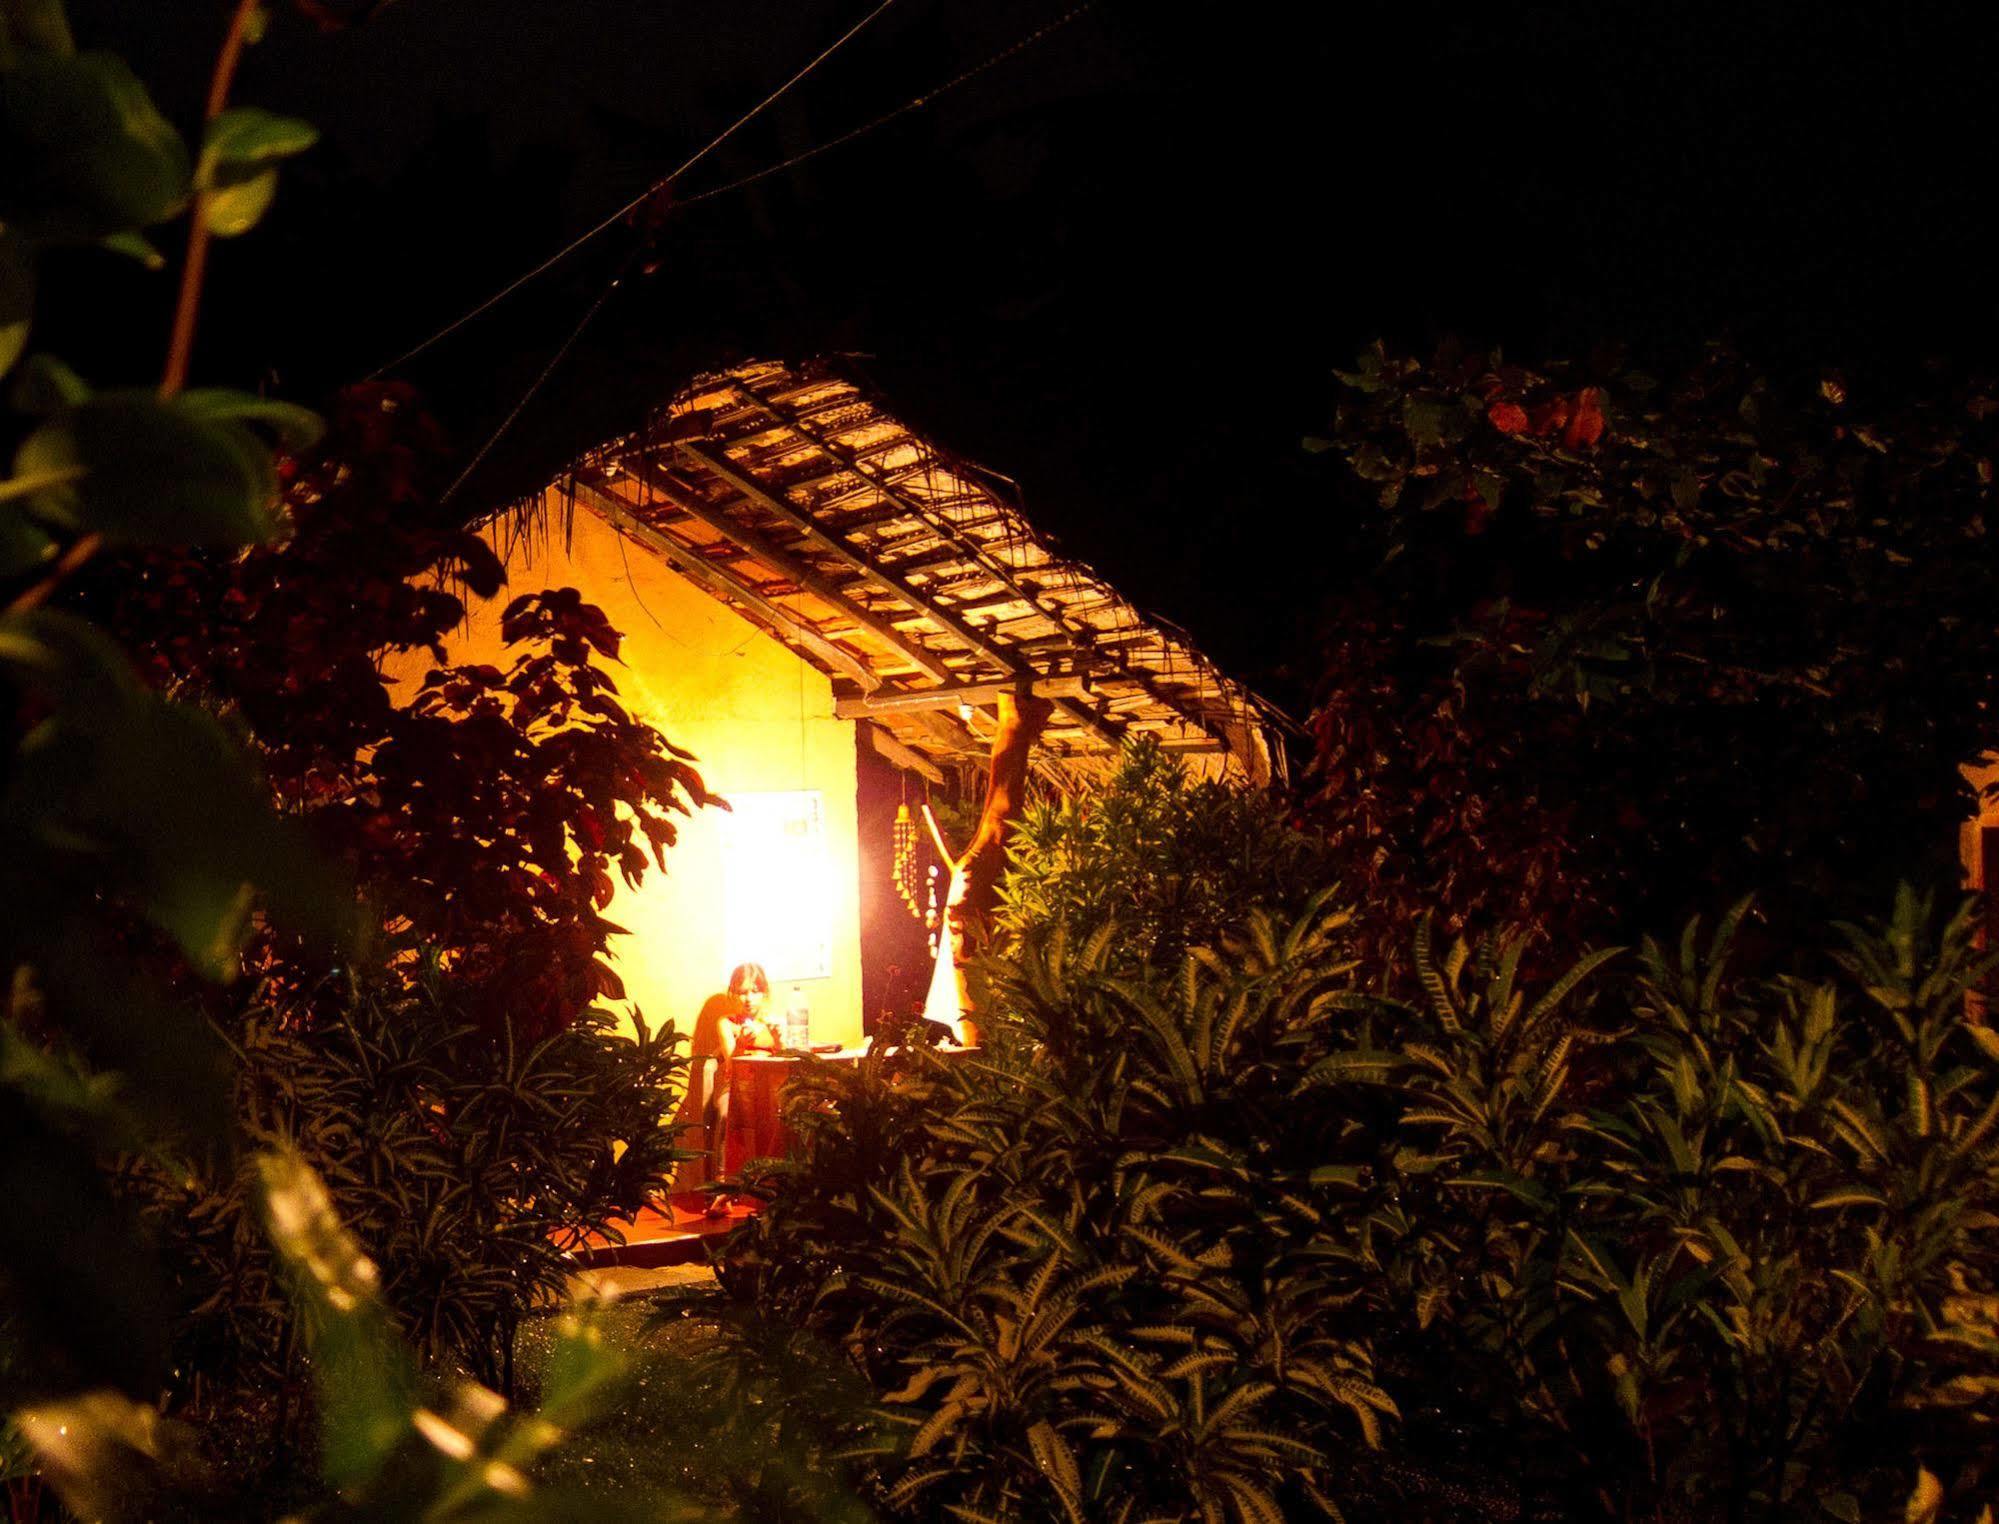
[406,0,1103,515]
[675,1,1097,210]
[436,248,636,505]
[368,0,902,379]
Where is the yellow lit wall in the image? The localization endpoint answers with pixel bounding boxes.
[383,492,865,1054]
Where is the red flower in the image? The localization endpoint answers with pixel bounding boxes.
[1488,401,1529,434]
[294,0,395,30]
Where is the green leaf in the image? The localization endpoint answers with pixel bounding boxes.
[1809,1189,1888,1212]
[0,227,31,377]
[0,52,190,238]
[179,387,324,450]
[96,229,164,267]
[0,605,140,710]
[257,1151,416,1491]
[201,168,276,237]
[1402,397,1447,447]
[8,690,254,975]
[12,1390,193,1524]
[1,610,355,976]
[8,350,90,414]
[1305,1048,1404,1084]
[201,106,319,168]
[19,917,239,1142]
[0,462,83,504]
[198,107,317,237]
[1308,1164,1368,1189]
[0,497,55,574]
[0,0,76,57]
[1445,1170,1555,1211]
[13,390,283,546]
[1906,1467,1944,1524]
[0,1016,121,1120]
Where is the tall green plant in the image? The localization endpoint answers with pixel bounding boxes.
[1308,889,1999,1521]
[717,898,1396,1523]
[995,737,1334,973]
[2,0,339,1415]
[719,854,1999,1519]
[2,6,704,1517]
[135,964,689,1412]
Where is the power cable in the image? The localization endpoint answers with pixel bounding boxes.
[676,1,1096,209]
[437,249,636,505]
[398,0,1101,510]
[369,0,901,379]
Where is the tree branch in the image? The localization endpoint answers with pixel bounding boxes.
[161,0,262,397]
[3,534,102,619]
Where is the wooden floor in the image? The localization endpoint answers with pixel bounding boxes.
[571,1195,757,1269]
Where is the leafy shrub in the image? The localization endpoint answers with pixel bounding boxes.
[2,3,717,1515]
[105,381,719,1039]
[716,899,1398,1523]
[712,746,1999,1521]
[1350,889,1999,1521]
[1304,341,1999,971]
[135,962,690,1410]
[3,0,345,1422]
[995,737,1334,973]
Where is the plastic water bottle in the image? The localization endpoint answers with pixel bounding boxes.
[783,987,810,1050]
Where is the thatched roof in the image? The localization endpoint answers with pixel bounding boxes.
[546,357,1288,787]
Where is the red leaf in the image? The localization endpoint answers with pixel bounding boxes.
[1563,386,1605,449]
[1529,396,1571,437]
[1488,401,1529,435]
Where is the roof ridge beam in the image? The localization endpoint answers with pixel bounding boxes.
[833,676,1090,718]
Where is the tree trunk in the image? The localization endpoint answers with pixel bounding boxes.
[922,691,1051,1042]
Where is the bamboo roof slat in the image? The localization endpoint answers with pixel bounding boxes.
[558,357,1290,786]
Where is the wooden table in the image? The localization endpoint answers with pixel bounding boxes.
[723,1045,975,1173]
[723,1051,853,1173]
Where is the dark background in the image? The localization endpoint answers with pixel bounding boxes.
[50,0,1999,703]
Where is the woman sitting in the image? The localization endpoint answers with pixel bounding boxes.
[688,962,778,1216]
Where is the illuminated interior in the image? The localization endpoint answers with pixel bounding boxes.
[722,790,833,982]
[382,501,867,1056]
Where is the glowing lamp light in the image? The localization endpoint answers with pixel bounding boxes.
[722,790,836,981]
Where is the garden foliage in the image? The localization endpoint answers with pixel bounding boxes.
[134,963,686,1410]
[995,737,1335,971]
[4,0,339,1423]
[715,747,1999,1523]
[1305,341,1999,969]
[2,3,701,1516]
[102,378,721,1038]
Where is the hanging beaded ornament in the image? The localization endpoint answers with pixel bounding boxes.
[892,803,924,922]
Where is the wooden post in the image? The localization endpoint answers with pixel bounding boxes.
[921,690,1052,1043]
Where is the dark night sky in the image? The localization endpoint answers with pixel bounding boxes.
[52,0,1999,702]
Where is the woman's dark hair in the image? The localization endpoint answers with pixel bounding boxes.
[728,962,770,998]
